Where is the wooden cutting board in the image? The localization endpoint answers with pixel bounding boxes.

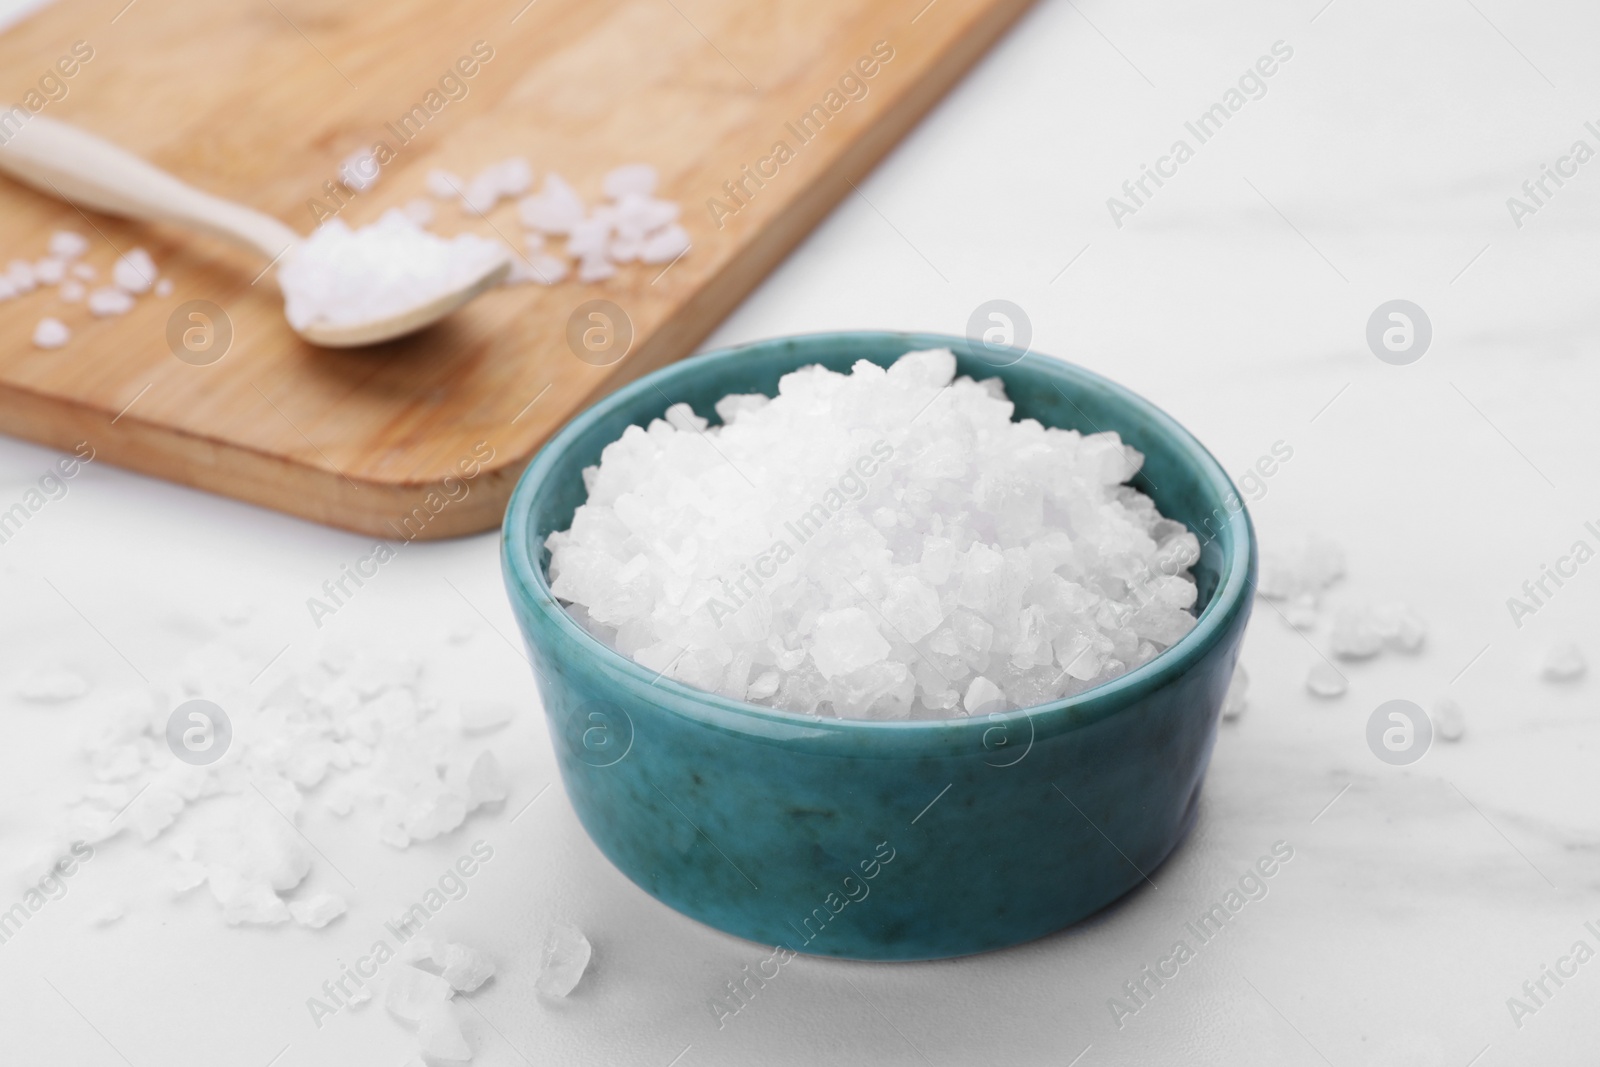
[0,0,1032,539]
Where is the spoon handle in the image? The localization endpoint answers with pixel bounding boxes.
[0,116,300,261]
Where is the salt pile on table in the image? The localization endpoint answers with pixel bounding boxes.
[278,209,506,331]
[547,348,1202,719]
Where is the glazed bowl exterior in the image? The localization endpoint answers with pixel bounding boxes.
[501,331,1255,961]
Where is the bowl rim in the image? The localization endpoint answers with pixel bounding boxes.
[502,330,1254,740]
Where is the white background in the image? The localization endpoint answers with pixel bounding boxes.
[1,0,1598,1064]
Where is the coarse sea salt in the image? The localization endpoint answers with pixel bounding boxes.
[277,210,507,332]
[547,349,1202,719]
[32,317,70,349]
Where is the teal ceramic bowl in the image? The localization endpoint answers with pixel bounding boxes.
[502,331,1255,961]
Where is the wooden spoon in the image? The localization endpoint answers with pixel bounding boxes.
[0,116,509,347]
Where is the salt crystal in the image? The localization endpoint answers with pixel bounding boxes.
[32,317,70,349]
[1220,664,1249,720]
[517,173,586,234]
[14,668,89,701]
[463,751,508,809]
[1305,661,1347,698]
[459,699,515,734]
[416,1002,471,1061]
[1329,610,1383,659]
[536,922,591,997]
[1433,695,1465,741]
[962,675,1004,715]
[338,148,381,192]
[87,900,125,926]
[59,280,85,302]
[49,231,89,259]
[639,223,690,264]
[71,262,97,280]
[401,198,435,226]
[208,867,290,925]
[440,942,496,992]
[278,210,507,332]
[385,966,454,1023]
[548,350,1200,718]
[1259,536,1345,601]
[510,252,569,285]
[425,169,463,199]
[811,608,890,680]
[113,248,157,293]
[0,277,16,299]
[1541,642,1586,682]
[1282,594,1319,630]
[155,278,174,297]
[1370,603,1425,652]
[87,287,135,316]
[7,259,36,292]
[602,164,658,198]
[34,257,66,284]
[576,255,615,283]
[170,860,208,894]
[288,891,347,928]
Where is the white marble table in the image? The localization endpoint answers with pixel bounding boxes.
[1,0,1596,1064]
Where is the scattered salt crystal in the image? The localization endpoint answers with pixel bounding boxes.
[1329,610,1383,660]
[155,278,174,297]
[113,248,157,293]
[1369,603,1425,652]
[59,280,85,302]
[576,256,615,283]
[386,967,454,1023]
[1541,642,1586,682]
[87,900,125,926]
[71,262,97,281]
[7,259,37,292]
[208,868,290,925]
[602,163,658,198]
[508,253,569,285]
[0,277,16,300]
[277,210,507,332]
[425,169,463,199]
[459,699,515,734]
[131,786,185,842]
[34,257,66,284]
[338,148,381,192]
[547,349,1198,718]
[14,668,89,701]
[536,922,591,998]
[1433,695,1465,741]
[396,931,447,968]
[32,317,70,349]
[463,751,508,809]
[1305,661,1348,698]
[440,942,495,992]
[170,860,208,894]
[640,223,691,264]
[1258,536,1345,602]
[49,230,89,259]
[401,197,435,225]
[416,1002,471,1061]
[1220,664,1249,720]
[517,173,586,235]
[87,287,136,317]
[1282,594,1319,630]
[288,892,347,928]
